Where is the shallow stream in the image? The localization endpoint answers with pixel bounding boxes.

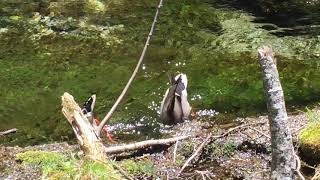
[0,0,319,146]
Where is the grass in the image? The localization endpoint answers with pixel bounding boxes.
[16,150,122,179]
[118,159,156,178]
[16,150,157,179]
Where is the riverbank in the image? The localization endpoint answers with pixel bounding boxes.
[0,111,310,179]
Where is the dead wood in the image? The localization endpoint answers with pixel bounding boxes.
[104,135,190,154]
[0,128,17,136]
[177,122,265,176]
[258,47,296,179]
[178,133,212,175]
[61,92,107,161]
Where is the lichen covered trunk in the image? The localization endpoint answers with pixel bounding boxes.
[61,92,107,161]
[258,47,296,179]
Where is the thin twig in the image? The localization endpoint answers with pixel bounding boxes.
[312,169,320,180]
[177,122,265,176]
[248,127,271,139]
[173,140,179,163]
[178,133,212,176]
[301,161,317,170]
[210,122,265,140]
[294,150,305,180]
[97,0,164,136]
[0,128,17,136]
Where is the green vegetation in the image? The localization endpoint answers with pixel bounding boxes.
[16,150,122,179]
[119,159,156,178]
[15,150,156,179]
[202,141,237,161]
[299,108,320,162]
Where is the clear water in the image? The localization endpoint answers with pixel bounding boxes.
[0,0,319,146]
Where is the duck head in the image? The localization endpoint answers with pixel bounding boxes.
[82,94,96,123]
[160,73,191,125]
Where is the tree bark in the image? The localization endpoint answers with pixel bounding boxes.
[258,47,296,179]
[61,92,107,161]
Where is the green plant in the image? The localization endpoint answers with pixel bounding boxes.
[119,159,156,177]
[16,150,122,179]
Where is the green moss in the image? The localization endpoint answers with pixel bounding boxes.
[119,159,156,177]
[202,141,237,161]
[179,141,197,158]
[85,0,106,13]
[16,151,78,179]
[16,150,122,179]
[299,108,320,145]
[82,160,122,179]
[299,108,320,163]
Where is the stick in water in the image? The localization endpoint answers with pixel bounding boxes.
[97,0,165,136]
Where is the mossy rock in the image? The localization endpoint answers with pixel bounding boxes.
[299,123,320,164]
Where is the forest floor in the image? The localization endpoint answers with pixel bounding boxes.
[0,112,310,179]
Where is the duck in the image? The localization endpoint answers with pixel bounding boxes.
[82,94,113,142]
[160,73,191,125]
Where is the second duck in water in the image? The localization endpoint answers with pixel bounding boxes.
[160,73,191,125]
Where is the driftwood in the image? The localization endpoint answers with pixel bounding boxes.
[0,128,17,136]
[61,92,107,161]
[104,135,190,154]
[258,47,296,179]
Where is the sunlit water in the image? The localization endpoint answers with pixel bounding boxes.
[0,0,319,146]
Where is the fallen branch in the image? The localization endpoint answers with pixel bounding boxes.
[178,133,212,175]
[0,128,17,136]
[248,127,270,139]
[104,135,190,154]
[177,122,265,176]
[210,122,266,141]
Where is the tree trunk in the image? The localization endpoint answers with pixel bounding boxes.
[61,92,107,161]
[258,47,296,179]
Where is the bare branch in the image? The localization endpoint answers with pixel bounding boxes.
[0,128,17,136]
[104,135,190,154]
[178,133,212,176]
[97,0,164,136]
[177,122,265,176]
